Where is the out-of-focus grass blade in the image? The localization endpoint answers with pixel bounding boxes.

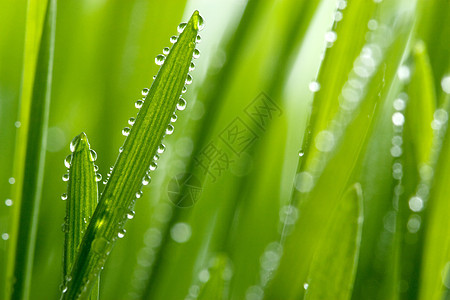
[266,2,417,298]
[6,0,56,299]
[62,133,99,300]
[304,183,363,300]
[197,254,232,300]
[396,41,435,299]
[62,10,201,300]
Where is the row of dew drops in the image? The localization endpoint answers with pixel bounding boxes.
[58,15,204,295]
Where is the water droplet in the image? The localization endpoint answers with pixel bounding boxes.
[303,283,309,290]
[135,100,144,109]
[170,222,191,243]
[5,199,13,206]
[189,62,195,71]
[391,145,402,157]
[298,151,304,157]
[94,165,99,172]
[163,47,170,55]
[185,74,193,85]
[181,85,187,93]
[95,173,102,182]
[157,144,166,154]
[127,211,135,220]
[393,98,406,111]
[334,11,343,22]
[153,75,157,80]
[442,76,450,94]
[61,193,68,201]
[155,54,166,66]
[165,124,174,135]
[62,173,70,182]
[295,172,314,193]
[170,35,178,43]
[309,81,320,92]
[142,174,151,185]
[409,196,424,212]
[136,191,143,199]
[197,14,205,31]
[177,98,187,111]
[337,0,347,9]
[2,233,9,240]
[315,130,335,152]
[325,31,337,43]
[127,118,136,126]
[196,35,202,43]
[397,65,411,81]
[141,88,149,96]
[119,147,124,153]
[15,121,21,128]
[92,237,110,253]
[171,113,178,122]
[392,112,405,126]
[70,136,80,152]
[198,269,210,282]
[177,22,187,33]
[368,19,378,30]
[8,177,15,184]
[118,229,126,238]
[64,154,73,168]
[153,154,160,161]
[193,49,200,59]
[89,149,97,162]
[407,214,421,233]
[122,127,131,136]
[149,162,157,171]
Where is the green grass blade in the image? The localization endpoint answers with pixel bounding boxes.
[197,254,232,300]
[62,10,201,300]
[304,183,363,300]
[62,133,99,299]
[6,0,56,299]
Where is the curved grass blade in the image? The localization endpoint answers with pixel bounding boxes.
[6,0,56,299]
[62,133,99,299]
[303,183,363,300]
[62,10,202,300]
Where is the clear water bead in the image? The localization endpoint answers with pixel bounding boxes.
[166,124,174,135]
[128,117,136,126]
[64,154,73,168]
[153,154,160,161]
[61,193,68,201]
[118,229,126,239]
[89,149,97,162]
[152,75,157,80]
[70,136,80,152]
[197,14,205,31]
[325,31,337,43]
[177,98,187,111]
[62,173,70,182]
[171,113,178,122]
[149,162,158,171]
[157,144,166,154]
[170,35,178,43]
[181,85,187,93]
[163,47,170,55]
[142,174,151,185]
[193,49,200,59]
[155,54,166,66]
[177,22,187,33]
[309,81,321,92]
[127,211,135,220]
[119,147,124,153]
[196,35,202,43]
[142,88,149,96]
[122,127,131,136]
[135,100,144,109]
[5,199,13,206]
[189,62,195,71]
[94,165,99,172]
[95,173,102,182]
[185,74,193,85]
[136,191,143,199]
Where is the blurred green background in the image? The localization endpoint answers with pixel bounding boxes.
[1,0,450,299]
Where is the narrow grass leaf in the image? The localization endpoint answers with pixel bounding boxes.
[304,183,363,300]
[62,10,201,300]
[62,133,99,299]
[6,0,56,299]
[197,254,232,300]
